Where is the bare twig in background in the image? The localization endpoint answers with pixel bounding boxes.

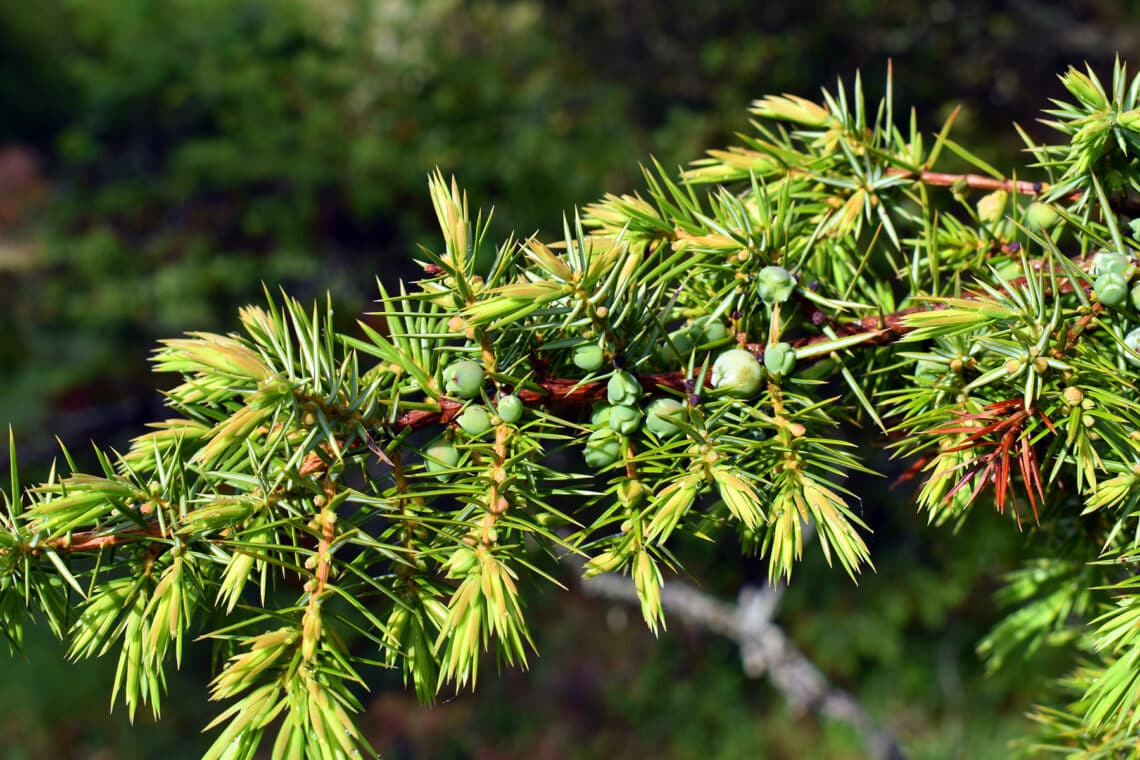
[577,570,906,760]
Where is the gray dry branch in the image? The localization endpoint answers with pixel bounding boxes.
[577,565,905,760]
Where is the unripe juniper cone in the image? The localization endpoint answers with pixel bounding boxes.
[424,441,460,480]
[645,398,685,436]
[496,394,524,424]
[755,265,796,304]
[443,359,484,398]
[457,405,492,437]
[711,348,763,397]
[1025,201,1060,230]
[976,189,1007,224]
[583,428,622,468]
[607,404,643,435]
[1094,271,1129,307]
[700,320,729,343]
[763,342,796,380]
[606,371,642,405]
[591,404,613,426]
[1093,250,1130,276]
[572,343,605,371]
[1126,327,1140,366]
[660,329,694,363]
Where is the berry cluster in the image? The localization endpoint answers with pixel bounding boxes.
[429,360,526,480]
[1090,250,1140,365]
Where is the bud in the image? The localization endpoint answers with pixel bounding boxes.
[1119,109,1140,131]
[1061,67,1107,109]
[250,377,293,409]
[633,551,663,630]
[444,547,479,578]
[180,497,254,533]
[583,550,624,577]
[976,190,1008,225]
[617,478,646,507]
[951,177,969,203]
[301,605,322,661]
[914,359,944,381]
[422,598,449,629]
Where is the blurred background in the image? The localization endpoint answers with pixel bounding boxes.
[0,0,1137,757]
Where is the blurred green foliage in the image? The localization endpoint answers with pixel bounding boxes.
[0,0,654,453]
[0,620,209,759]
[2,0,1130,452]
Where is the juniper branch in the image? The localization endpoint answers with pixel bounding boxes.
[9,61,1140,759]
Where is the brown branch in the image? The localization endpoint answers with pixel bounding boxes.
[896,168,1054,198]
[893,168,1092,205]
[385,313,920,434]
[798,306,929,347]
[889,167,1140,215]
[39,522,170,553]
